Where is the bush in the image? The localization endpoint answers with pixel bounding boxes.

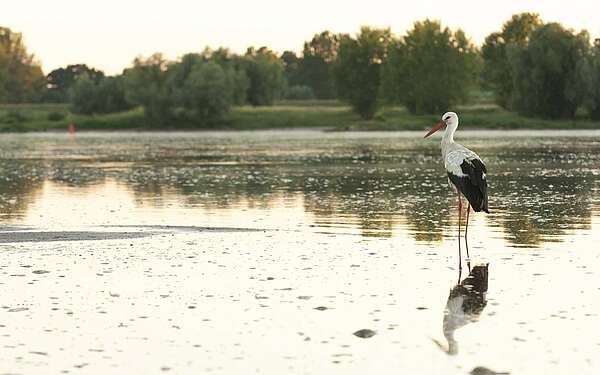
[2,109,29,123]
[47,111,65,121]
[284,85,315,100]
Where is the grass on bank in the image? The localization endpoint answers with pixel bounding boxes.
[2,100,600,132]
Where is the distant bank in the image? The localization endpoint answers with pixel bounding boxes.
[2,101,600,133]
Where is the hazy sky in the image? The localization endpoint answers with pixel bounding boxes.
[3,0,599,74]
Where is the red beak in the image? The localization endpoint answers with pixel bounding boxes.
[424,121,445,138]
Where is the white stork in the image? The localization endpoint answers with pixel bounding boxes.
[424,112,489,273]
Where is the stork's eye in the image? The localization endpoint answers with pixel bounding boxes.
[444,116,450,121]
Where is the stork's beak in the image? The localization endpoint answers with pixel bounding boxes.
[424,121,445,138]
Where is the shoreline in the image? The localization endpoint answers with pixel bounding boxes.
[3,102,600,133]
[4,128,600,138]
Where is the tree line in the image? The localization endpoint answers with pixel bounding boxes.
[2,13,600,125]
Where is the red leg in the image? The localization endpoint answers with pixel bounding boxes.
[465,204,471,272]
[457,190,462,280]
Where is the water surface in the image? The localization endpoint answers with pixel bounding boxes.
[1,130,599,374]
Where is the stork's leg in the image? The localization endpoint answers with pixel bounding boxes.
[465,204,471,273]
[456,189,463,281]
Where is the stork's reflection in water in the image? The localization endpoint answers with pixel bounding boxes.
[434,263,489,355]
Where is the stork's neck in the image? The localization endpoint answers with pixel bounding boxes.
[441,124,457,157]
[442,124,456,144]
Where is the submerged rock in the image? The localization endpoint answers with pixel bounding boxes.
[353,329,376,338]
[470,366,510,375]
[8,307,28,313]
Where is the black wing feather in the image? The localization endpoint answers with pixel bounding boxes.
[448,158,489,213]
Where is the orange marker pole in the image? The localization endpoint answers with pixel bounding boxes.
[68,123,76,140]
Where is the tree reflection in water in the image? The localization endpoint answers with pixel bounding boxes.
[1,133,599,248]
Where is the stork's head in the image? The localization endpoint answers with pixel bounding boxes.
[424,112,459,138]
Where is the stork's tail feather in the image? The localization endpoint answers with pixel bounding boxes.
[472,203,489,213]
[479,200,489,214]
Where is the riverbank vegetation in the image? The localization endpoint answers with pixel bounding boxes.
[2,13,600,131]
[4,98,600,133]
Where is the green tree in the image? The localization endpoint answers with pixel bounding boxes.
[481,13,542,108]
[581,39,600,120]
[123,52,236,126]
[201,47,249,105]
[46,64,105,102]
[123,53,172,124]
[98,77,131,113]
[69,77,97,114]
[383,20,478,114]
[0,27,45,102]
[171,59,233,125]
[297,31,340,99]
[281,50,301,87]
[334,27,391,119]
[230,65,250,105]
[509,23,589,119]
[243,47,284,106]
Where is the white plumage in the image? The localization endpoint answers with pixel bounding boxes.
[445,149,474,177]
